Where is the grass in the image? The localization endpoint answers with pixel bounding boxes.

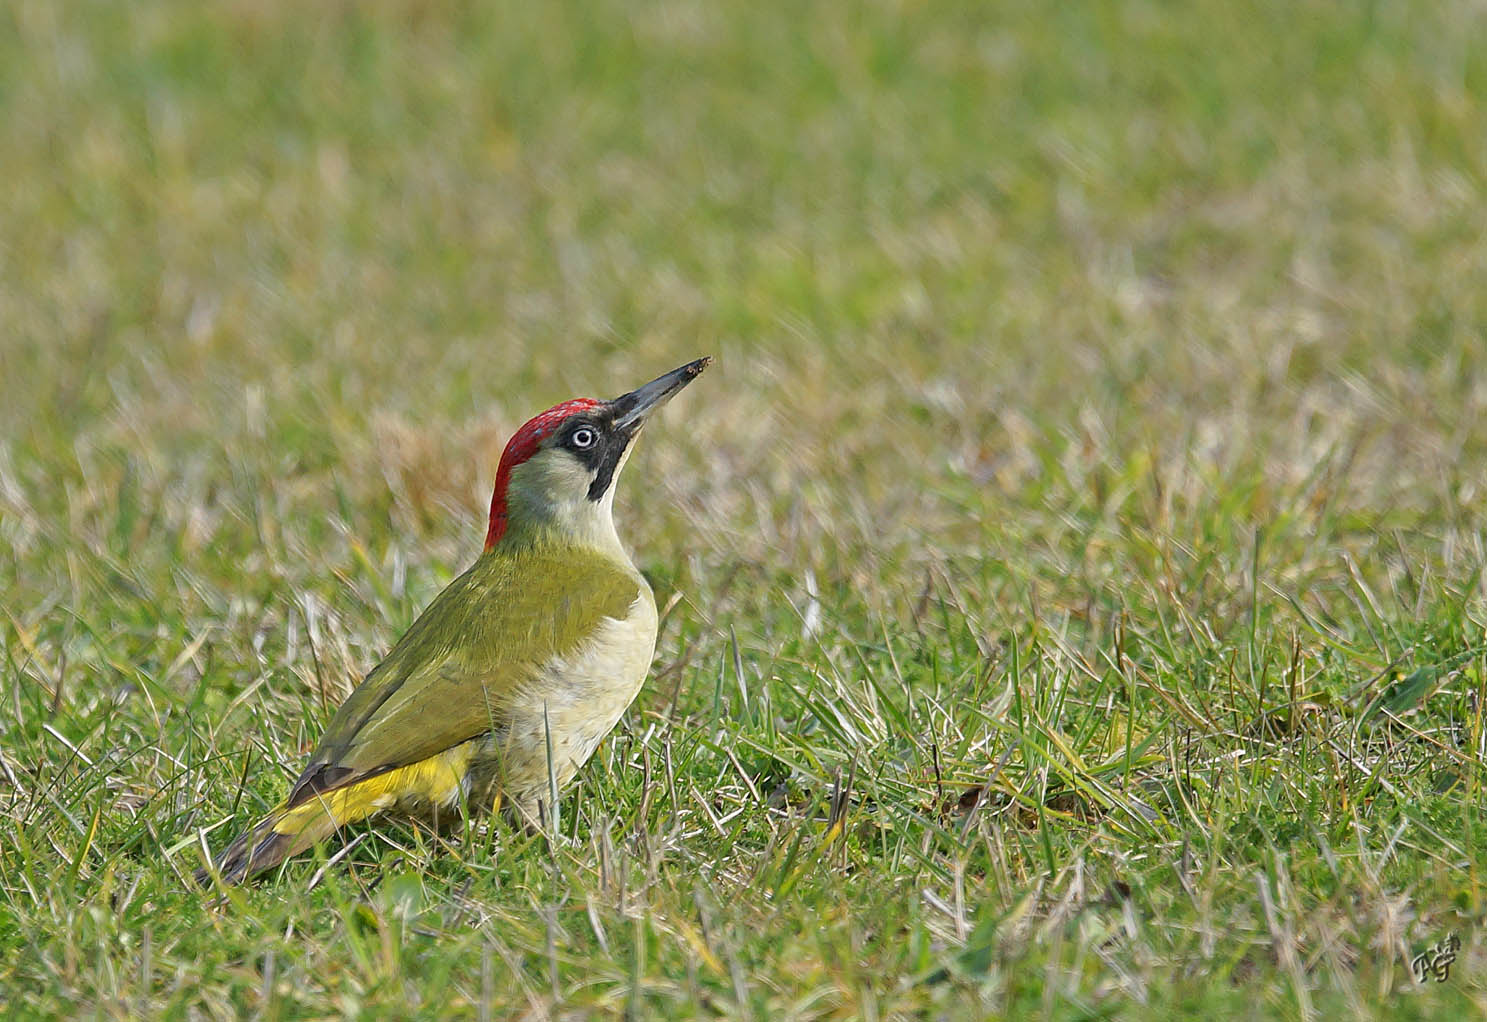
[2,0,1486,1016]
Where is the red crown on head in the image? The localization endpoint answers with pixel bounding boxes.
[484,398,603,549]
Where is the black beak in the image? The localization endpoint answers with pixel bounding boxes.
[609,357,712,431]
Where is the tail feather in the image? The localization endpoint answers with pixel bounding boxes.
[194,802,339,886]
[194,746,474,885]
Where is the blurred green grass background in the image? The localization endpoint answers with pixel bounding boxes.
[2,0,1486,1017]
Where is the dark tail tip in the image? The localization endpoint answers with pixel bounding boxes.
[194,825,295,887]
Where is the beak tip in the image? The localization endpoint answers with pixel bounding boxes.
[610,356,714,429]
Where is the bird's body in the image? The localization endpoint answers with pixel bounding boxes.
[201,358,709,883]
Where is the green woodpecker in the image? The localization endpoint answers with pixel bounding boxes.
[198,357,711,883]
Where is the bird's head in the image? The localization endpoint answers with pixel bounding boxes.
[484,357,711,552]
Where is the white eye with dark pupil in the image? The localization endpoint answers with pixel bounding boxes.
[570,426,597,449]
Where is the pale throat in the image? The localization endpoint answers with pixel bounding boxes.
[499,448,634,560]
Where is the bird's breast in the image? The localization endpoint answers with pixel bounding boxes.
[469,583,659,805]
[536,584,659,731]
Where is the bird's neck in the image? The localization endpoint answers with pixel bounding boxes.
[486,442,641,566]
[497,477,632,566]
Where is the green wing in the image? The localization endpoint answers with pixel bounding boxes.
[287,547,644,807]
